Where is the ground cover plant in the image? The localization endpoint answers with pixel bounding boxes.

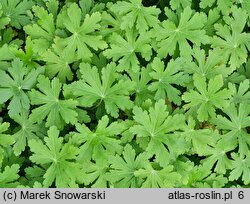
[0,0,250,188]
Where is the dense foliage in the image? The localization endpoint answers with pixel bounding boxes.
[0,0,250,188]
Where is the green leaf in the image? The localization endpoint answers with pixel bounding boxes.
[11,37,41,70]
[12,111,46,156]
[130,100,188,167]
[237,59,250,80]
[106,144,148,187]
[0,0,34,29]
[55,3,107,61]
[45,0,59,18]
[134,164,181,188]
[229,152,250,185]
[0,4,10,30]
[128,67,154,106]
[100,5,122,36]
[75,115,125,163]
[211,6,250,69]
[0,122,13,147]
[203,8,220,36]
[0,44,15,70]
[184,48,232,79]
[182,74,231,121]
[211,103,250,156]
[0,164,20,187]
[200,0,233,15]
[169,0,192,10]
[81,160,109,188]
[28,126,82,187]
[148,57,190,105]
[238,0,250,20]
[79,0,105,17]
[201,141,233,174]
[103,29,152,72]
[29,75,78,129]
[110,0,160,33]
[229,79,250,104]
[182,117,220,156]
[42,43,77,83]
[154,7,210,58]
[185,164,228,187]
[24,5,56,54]
[66,63,134,118]
[0,58,44,116]
[0,0,249,189]
[0,122,14,163]
[24,165,45,186]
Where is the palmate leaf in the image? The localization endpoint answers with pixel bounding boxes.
[173,160,194,186]
[65,62,134,118]
[130,100,188,167]
[0,44,15,70]
[29,75,78,129]
[0,58,44,117]
[0,122,13,147]
[169,0,192,10]
[12,37,41,70]
[134,163,181,188]
[110,0,160,33]
[237,59,250,80]
[201,140,233,174]
[185,164,228,187]
[0,122,14,163]
[200,0,233,15]
[0,164,20,187]
[0,0,249,189]
[103,29,152,72]
[184,47,232,79]
[229,79,250,104]
[55,3,107,61]
[100,4,123,36]
[153,7,210,58]
[0,26,19,47]
[18,181,44,188]
[74,116,125,163]
[12,111,46,156]
[229,152,250,185]
[42,43,77,83]
[0,4,10,30]
[237,0,250,20]
[0,0,34,29]
[24,165,45,187]
[182,74,231,122]
[106,144,148,188]
[127,67,154,106]
[28,126,82,187]
[181,117,220,156]
[211,6,250,69]
[81,159,109,188]
[148,57,190,105]
[203,9,220,36]
[79,0,105,17]
[24,5,56,54]
[211,103,250,156]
